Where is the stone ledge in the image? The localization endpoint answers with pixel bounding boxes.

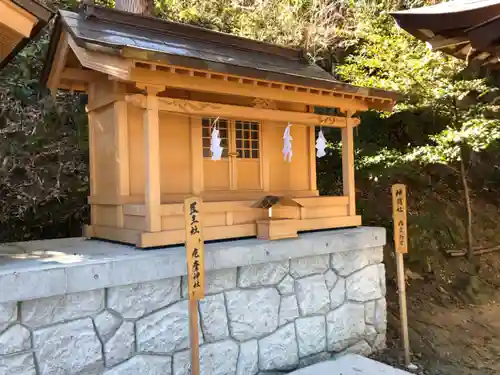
[0,227,385,304]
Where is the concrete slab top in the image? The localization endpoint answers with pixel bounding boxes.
[290,354,413,375]
[0,226,385,303]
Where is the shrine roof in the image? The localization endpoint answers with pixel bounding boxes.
[0,0,53,69]
[42,5,399,105]
[391,0,500,69]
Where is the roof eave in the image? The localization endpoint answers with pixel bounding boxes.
[40,12,62,87]
[0,0,54,69]
[12,0,53,22]
[122,45,399,106]
[390,5,500,69]
[42,8,400,108]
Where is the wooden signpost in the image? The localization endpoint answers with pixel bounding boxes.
[391,184,411,367]
[392,184,408,254]
[184,196,205,375]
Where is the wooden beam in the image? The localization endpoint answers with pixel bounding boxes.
[458,43,473,57]
[58,81,87,93]
[0,0,37,38]
[342,117,356,216]
[297,215,361,231]
[130,67,370,112]
[87,93,125,112]
[476,51,491,61]
[88,211,362,248]
[425,35,468,50]
[86,225,141,245]
[47,33,69,97]
[125,95,360,127]
[60,67,105,82]
[67,35,132,81]
[53,38,394,111]
[293,196,348,206]
[86,81,127,112]
[144,89,162,232]
[121,196,349,218]
[418,29,435,38]
[139,223,255,248]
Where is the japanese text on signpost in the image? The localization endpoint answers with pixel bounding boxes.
[392,184,408,254]
[185,197,205,300]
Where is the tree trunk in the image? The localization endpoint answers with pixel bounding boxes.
[459,145,474,261]
[459,145,481,301]
[115,0,153,16]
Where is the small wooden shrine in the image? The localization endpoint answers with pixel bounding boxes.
[0,0,52,69]
[42,5,398,248]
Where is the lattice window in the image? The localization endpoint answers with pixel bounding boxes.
[202,118,229,158]
[201,118,260,159]
[235,120,259,159]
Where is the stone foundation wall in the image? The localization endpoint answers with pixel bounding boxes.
[0,228,387,375]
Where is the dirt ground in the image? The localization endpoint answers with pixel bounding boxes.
[372,251,500,375]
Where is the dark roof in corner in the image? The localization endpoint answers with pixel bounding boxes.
[391,0,500,69]
[43,5,399,103]
[0,0,53,69]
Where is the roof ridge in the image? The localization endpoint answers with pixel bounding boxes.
[82,4,306,62]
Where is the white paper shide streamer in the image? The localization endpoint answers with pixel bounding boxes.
[282,123,293,162]
[315,128,327,158]
[210,118,223,161]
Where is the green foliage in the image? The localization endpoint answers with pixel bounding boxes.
[0,26,89,241]
[333,6,500,260]
[336,11,500,168]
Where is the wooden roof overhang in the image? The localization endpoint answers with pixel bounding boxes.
[391,0,500,69]
[42,5,399,121]
[0,0,53,69]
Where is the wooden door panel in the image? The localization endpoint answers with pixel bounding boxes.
[201,118,263,192]
[234,120,262,191]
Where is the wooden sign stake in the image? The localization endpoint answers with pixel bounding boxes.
[184,196,205,375]
[188,299,200,375]
[392,184,411,367]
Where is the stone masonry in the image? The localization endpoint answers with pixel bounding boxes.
[0,248,386,375]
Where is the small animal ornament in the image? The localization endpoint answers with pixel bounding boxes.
[210,126,223,161]
[282,123,293,162]
[316,129,327,158]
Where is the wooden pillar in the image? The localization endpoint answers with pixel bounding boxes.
[308,126,317,192]
[87,103,97,226]
[342,114,356,216]
[229,122,237,191]
[114,100,130,227]
[260,122,270,192]
[190,117,204,195]
[308,106,317,193]
[143,87,162,232]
